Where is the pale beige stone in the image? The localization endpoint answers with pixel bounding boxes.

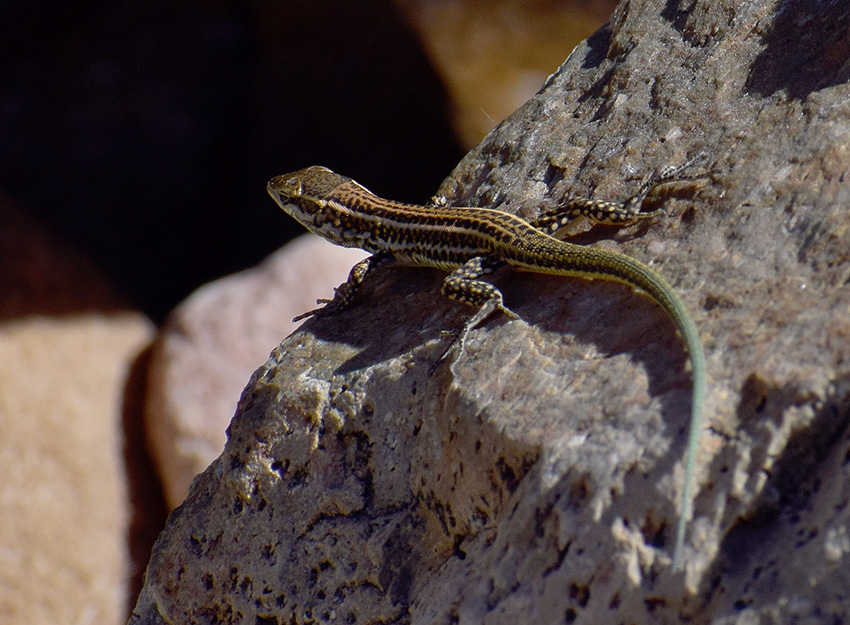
[0,314,153,625]
[145,235,368,509]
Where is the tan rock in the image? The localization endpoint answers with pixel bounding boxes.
[393,0,617,147]
[0,197,155,625]
[132,0,850,622]
[145,235,368,509]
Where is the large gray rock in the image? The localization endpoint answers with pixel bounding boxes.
[131,0,850,623]
[145,236,367,509]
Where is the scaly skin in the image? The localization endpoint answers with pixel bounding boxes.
[268,165,705,569]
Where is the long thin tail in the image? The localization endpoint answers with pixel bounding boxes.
[507,235,705,568]
[595,250,704,570]
[672,324,705,570]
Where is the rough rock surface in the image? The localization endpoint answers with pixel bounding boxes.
[146,235,367,509]
[0,196,156,625]
[131,0,850,623]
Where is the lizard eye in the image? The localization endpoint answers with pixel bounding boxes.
[285,177,303,196]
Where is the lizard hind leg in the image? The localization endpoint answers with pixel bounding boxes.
[532,152,710,236]
[432,256,517,372]
[619,151,710,220]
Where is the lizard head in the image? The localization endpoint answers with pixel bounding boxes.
[267,166,361,246]
[267,166,347,214]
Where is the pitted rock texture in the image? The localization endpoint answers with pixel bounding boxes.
[146,236,367,509]
[131,0,850,623]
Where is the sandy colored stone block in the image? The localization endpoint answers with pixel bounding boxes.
[0,315,153,625]
[145,235,368,509]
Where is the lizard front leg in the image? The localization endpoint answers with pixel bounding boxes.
[293,252,392,322]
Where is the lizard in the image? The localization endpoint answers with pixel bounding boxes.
[267,161,706,570]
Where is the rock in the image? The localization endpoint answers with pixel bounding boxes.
[145,235,368,509]
[131,0,850,623]
[0,195,156,625]
[393,0,618,147]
